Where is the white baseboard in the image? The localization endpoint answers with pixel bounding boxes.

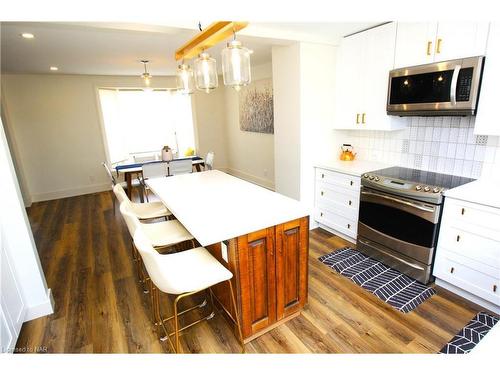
[31,182,110,202]
[24,288,54,322]
[225,167,275,191]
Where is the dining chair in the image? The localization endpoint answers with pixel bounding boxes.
[119,201,195,294]
[113,184,171,221]
[133,229,244,353]
[140,162,168,202]
[102,161,143,214]
[205,151,214,170]
[168,159,192,176]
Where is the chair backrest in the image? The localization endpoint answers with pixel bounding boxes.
[142,161,168,179]
[133,154,156,163]
[113,184,129,204]
[205,152,214,170]
[101,162,116,185]
[119,201,141,237]
[168,159,192,176]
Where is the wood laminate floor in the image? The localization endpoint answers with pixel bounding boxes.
[16,190,484,353]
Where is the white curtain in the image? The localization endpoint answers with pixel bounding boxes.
[98,89,195,164]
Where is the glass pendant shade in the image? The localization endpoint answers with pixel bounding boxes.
[176,64,194,94]
[142,73,151,86]
[221,40,251,91]
[194,52,218,93]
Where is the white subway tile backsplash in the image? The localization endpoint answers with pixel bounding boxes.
[336,116,500,179]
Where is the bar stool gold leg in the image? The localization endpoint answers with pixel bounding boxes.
[228,280,245,353]
[173,294,182,353]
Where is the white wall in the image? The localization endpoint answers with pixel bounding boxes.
[224,62,274,189]
[1,73,227,203]
[272,44,302,199]
[0,118,54,325]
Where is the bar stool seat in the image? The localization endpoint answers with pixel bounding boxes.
[141,220,194,248]
[114,184,171,220]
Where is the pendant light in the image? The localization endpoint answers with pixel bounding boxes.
[140,60,152,87]
[194,52,218,93]
[221,36,251,91]
[176,62,194,94]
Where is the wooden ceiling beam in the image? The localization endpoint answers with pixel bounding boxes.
[175,21,248,61]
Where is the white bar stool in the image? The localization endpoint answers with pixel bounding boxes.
[133,230,244,353]
[113,184,170,221]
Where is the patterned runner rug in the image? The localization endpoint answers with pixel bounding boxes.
[440,312,499,354]
[318,247,436,313]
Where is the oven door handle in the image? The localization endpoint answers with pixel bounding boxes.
[450,64,461,106]
[361,191,435,213]
[358,239,425,271]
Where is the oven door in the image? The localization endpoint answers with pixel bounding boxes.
[357,187,441,265]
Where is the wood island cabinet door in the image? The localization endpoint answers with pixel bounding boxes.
[275,217,309,320]
[237,228,277,338]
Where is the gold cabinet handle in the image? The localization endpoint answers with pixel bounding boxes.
[361,113,366,124]
[450,267,455,274]
[456,235,460,242]
[427,41,433,56]
[356,113,360,124]
[436,38,442,54]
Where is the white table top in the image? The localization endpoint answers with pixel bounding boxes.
[445,179,500,209]
[315,159,393,177]
[146,170,309,246]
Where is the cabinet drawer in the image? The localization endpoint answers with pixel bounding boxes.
[315,207,357,239]
[434,250,500,305]
[438,226,500,272]
[316,183,359,219]
[316,168,360,191]
[443,198,500,236]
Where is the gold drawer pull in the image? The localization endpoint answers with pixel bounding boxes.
[356,113,360,124]
[321,191,324,196]
[450,267,455,274]
[494,285,497,293]
[456,235,460,242]
[461,208,465,215]
[436,38,442,54]
[348,200,352,206]
[361,113,366,124]
[321,173,325,178]
[427,41,433,55]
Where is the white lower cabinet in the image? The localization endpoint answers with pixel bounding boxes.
[434,197,500,313]
[314,167,360,242]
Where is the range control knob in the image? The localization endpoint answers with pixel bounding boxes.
[433,187,440,193]
[374,177,380,182]
[369,175,375,180]
[424,186,430,192]
[363,173,369,178]
[415,185,422,191]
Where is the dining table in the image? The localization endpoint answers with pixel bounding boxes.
[114,155,205,200]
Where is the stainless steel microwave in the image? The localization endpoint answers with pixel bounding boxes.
[387,56,485,116]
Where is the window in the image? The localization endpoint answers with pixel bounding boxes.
[98,88,195,164]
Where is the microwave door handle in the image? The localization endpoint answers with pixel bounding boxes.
[450,64,462,106]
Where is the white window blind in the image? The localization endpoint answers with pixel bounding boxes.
[98,89,195,164]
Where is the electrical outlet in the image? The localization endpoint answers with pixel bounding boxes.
[221,241,228,262]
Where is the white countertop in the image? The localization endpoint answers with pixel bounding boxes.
[315,159,394,177]
[146,170,309,246]
[445,179,500,209]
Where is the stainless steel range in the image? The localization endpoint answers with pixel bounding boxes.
[357,167,474,284]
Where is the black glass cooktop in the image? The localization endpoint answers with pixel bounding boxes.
[369,166,475,189]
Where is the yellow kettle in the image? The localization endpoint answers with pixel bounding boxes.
[339,144,356,161]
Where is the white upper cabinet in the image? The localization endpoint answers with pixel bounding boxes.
[394,22,438,68]
[334,22,406,131]
[474,22,499,136]
[394,22,489,68]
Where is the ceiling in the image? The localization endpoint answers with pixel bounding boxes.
[0,22,380,76]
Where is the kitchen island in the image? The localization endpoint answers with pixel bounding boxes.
[146,170,310,343]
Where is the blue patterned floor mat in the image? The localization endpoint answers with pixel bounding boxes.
[318,247,436,313]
